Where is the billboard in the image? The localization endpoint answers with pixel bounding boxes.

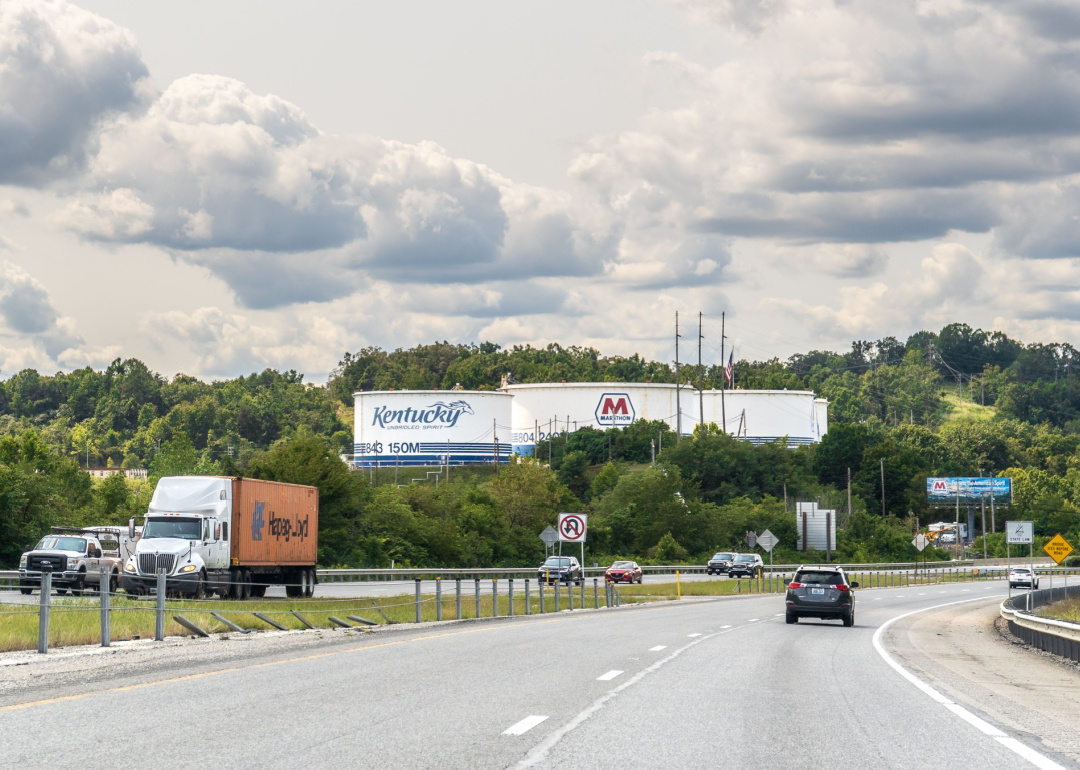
[353,390,512,468]
[926,477,1012,506]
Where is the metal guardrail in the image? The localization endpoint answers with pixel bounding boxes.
[1000,585,1080,664]
[6,561,1073,589]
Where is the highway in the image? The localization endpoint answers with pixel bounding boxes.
[2,580,1076,769]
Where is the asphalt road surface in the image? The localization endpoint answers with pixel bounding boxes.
[2,579,1075,769]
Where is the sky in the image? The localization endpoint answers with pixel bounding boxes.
[2,0,1080,382]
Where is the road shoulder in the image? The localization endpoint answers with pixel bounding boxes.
[884,597,1080,766]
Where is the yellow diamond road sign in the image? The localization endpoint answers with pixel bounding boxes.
[1043,533,1074,565]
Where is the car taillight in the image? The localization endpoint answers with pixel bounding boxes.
[832,584,849,592]
[788,582,801,589]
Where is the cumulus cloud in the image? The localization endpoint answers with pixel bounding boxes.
[141,306,347,378]
[0,0,148,184]
[764,243,981,336]
[810,244,888,278]
[0,261,95,370]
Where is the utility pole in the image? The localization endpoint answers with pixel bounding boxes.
[698,311,704,430]
[675,312,682,442]
[990,476,996,533]
[955,485,961,560]
[981,492,988,560]
[720,311,727,434]
[493,418,499,475]
[847,467,852,516]
[880,457,886,517]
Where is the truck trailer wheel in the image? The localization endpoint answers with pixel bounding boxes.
[305,568,316,598]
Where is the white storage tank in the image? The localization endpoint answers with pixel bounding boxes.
[352,390,512,468]
[503,383,827,454]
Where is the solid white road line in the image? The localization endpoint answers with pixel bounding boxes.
[504,716,549,736]
[873,597,1065,770]
[597,670,623,681]
[649,645,667,651]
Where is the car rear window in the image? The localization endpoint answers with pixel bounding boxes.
[713,553,735,560]
[735,555,757,562]
[794,571,845,585]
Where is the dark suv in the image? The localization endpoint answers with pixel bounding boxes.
[538,556,582,585]
[707,552,737,575]
[784,566,859,627]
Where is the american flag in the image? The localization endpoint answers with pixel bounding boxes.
[724,350,734,386]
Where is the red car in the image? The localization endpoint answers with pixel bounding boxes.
[606,560,643,584]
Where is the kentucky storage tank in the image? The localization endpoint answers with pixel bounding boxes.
[502,383,827,455]
[353,390,512,468]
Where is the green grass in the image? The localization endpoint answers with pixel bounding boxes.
[1040,596,1080,623]
[942,391,997,422]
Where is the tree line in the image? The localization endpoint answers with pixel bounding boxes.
[1,321,1080,568]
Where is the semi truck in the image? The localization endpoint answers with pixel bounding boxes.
[121,476,318,599]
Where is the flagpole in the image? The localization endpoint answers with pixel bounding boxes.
[720,312,727,434]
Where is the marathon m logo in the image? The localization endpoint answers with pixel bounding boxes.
[595,393,635,426]
[251,501,266,542]
[371,400,475,429]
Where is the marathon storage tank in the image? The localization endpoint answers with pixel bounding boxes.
[503,383,827,454]
[353,390,513,468]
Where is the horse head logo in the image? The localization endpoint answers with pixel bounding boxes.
[432,400,474,415]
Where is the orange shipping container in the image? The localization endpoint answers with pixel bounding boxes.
[231,478,318,566]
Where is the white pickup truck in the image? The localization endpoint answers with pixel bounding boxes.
[19,526,137,596]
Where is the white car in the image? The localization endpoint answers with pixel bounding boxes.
[1008,567,1039,589]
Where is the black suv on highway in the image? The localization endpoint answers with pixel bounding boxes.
[538,556,582,585]
[784,566,859,627]
[706,552,737,575]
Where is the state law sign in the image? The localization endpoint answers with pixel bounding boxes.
[558,513,587,543]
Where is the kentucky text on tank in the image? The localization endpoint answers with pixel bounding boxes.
[372,401,475,429]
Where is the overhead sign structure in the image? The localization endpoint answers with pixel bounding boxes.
[539,525,558,547]
[912,534,929,552]
[557,513,587,543]
[1006,521,1034,545]
[926,477,1012,506]
[757,530,778,553]
[1043,533,1074,565]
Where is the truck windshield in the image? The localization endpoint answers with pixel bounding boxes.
[142,518,201,540]
[35,537,87,552]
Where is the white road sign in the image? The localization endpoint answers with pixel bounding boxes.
[1006,521,1033,545]
[912,534,928,552]
[757,529,778,552]
[558,513,587,543]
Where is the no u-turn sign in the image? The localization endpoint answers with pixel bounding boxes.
[558,513,587,542]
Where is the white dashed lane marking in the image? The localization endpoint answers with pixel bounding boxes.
[597,670,623,681]
[688,633,702,637]
[504,715,549,736]
[649,645,667,652]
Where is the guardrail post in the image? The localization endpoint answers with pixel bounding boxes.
[616,587,620,607]
[100,567,110,648]
[415,579,422,623]
[456,578,462,619]
[525,579,531,615]
[436,577,442,622]
[492,579,499,618]
[38,567,52,654]
[593,578,598,609]
[155,569,166,641]
[474,578,481,619]
[538,578,544,613]
[508,578,514,617]
[568,579,575,610]
[580,577,585,609]
[555,580,561,612]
